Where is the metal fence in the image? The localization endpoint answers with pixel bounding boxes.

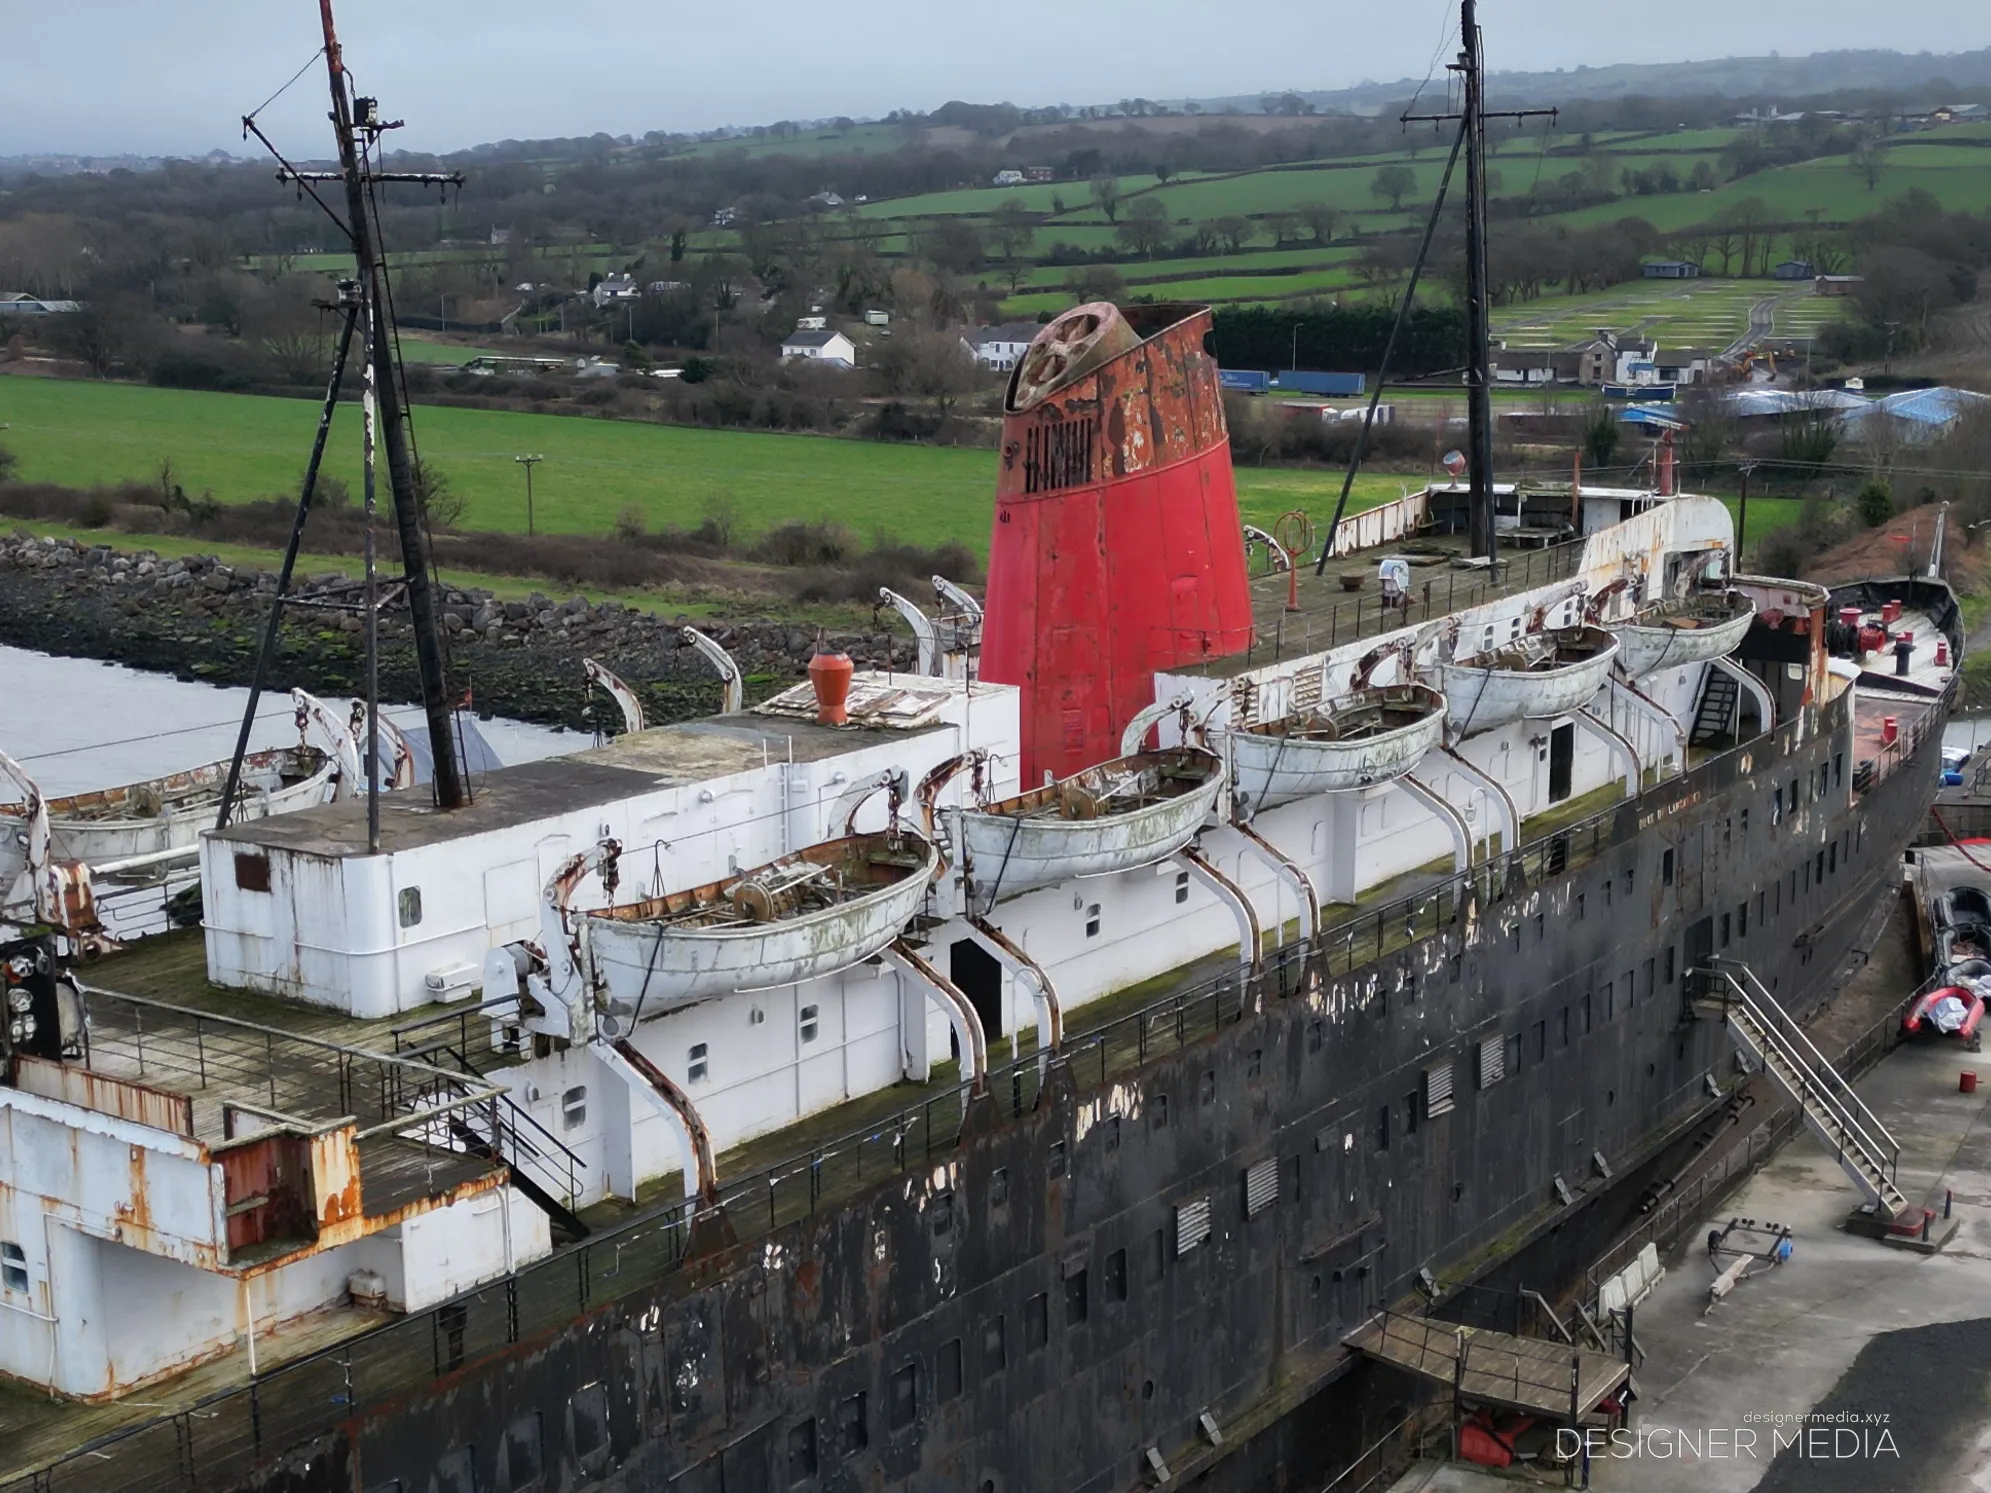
[0,661,1928,1492]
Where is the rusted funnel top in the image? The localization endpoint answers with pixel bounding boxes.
[808,646,854,726]
[1009,301,1143,411]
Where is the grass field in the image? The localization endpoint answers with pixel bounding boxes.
[0,377,1408,557]
[1491,278,1780,352]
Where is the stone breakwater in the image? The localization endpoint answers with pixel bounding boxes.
[0,533,915,730]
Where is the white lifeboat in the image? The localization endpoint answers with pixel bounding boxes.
[1226,683,1448,815]
[960,747,1225,910]
[1430,625,1619,735]
[1613,590,1756,679]
[0,746,334,883]
[581,830,938,1012]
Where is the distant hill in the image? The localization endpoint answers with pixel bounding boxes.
[1197,48,1991,116]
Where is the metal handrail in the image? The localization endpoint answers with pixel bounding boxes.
[1709,959,1901,1162]
[1702,968,1900,1192]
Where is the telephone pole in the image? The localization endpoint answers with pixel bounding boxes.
[515,454,544,537]
[1403,0,1556,563]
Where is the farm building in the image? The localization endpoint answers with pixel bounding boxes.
[1815,275,1865,297]
[0,293,81,314]
[779,329,857,367]
[962,321,1042,372]
[590,274,640,307]
[1641,261,1701,279]
[1839,386,1991,441]
[1772,260,1814,280]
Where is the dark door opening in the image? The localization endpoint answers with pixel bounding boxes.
[949,939,1003,1059]
[1548,722,1575,803]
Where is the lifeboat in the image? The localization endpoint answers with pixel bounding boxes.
[1613,591,1756,679]
[581,831,938,1012]
[0,746,334,882]
[1428,626,1619,735]
[1227,683,1447,815]
[959,747,1225,909]
[1903,983,1987,1045]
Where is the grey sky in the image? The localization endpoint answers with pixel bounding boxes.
[7,0,1985,157]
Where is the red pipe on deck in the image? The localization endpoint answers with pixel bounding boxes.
[981,303,1255,784]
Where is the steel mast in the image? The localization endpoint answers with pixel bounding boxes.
[310,0,469,809]
[1403,0,1557,562]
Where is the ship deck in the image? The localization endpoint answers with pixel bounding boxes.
[1173,531,1585,682]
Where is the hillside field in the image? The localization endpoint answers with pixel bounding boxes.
[0,378,1410,556]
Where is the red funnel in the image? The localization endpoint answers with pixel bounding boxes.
[981,303,1253,783]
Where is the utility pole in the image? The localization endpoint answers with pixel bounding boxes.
[1403,0,1556,563]
[276,0,469,809]
[515,454,544,537]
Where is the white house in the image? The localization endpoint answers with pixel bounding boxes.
[991,169,1026,186]
[780,329,856,367]
[590,274,640,308]
[961,321,1042,372]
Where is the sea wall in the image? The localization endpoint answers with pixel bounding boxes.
[0,533,914,729]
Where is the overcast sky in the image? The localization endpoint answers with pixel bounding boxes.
[6,0,1985,157]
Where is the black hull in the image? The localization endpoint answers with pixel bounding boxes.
[11,682,1947,1493]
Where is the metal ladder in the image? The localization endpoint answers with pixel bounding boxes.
[1700,959,1907,1219]
[1688,667,1740,747]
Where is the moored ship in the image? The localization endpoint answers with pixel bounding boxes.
[0,16,1965,1493]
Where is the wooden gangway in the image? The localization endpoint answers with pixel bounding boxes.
[1344,1310,1630,1420]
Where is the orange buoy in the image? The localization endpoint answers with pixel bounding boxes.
[809,645,854,726]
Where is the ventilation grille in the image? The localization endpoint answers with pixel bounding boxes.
[1425,1060,1456,1118]
[1244,1158,1279,1218]
[1477,1035,1506,1089]
[1175,1197,1213,1255]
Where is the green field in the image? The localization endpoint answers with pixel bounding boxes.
[0,378,1407,557]
[1492,278,1783,352]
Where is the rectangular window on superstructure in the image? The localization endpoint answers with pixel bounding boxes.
[1601,981,1613,1022]
[938,1340,963,1401]
[1741,808,1750,837]
[1720,913,1731,948]
[1772,786,1783,825]
[799,1004,820,1043]
[1829,842,1837,875]
[687,1043,709,1083]
[1581,994,1593,1034]
[1662,848,1675,886]
[1084,903,1101,938]
[398,886,423,928]
[1025,1292,1048,1350]
[1738,902,1749,938]
[1174,870,1190,905]
[0,1242,25,1293]
[1533,1020,1546,1062]
[1835,752,1844,788]
[1664,947,1676,984]
[787,1419,818,1483]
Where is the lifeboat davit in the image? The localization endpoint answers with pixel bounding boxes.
[0,746,334,882]
[1613,591,1756,679]
[960,747,1225,909]
[1429,626,1619,735]
[1227,683,1448,815]
[582,831,939,1011]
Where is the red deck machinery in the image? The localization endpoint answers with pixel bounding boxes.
[981,303,1256,785]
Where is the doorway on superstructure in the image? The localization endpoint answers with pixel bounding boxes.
[1548,722,1575,803]
[950,938,1004,1058]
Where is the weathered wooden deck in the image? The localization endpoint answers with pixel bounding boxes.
[1344,1311,1629,1419]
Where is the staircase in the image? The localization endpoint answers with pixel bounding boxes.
[1700,960,1907,1219]
[1688,667,1740,747]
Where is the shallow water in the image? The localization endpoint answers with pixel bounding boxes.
[0,643,582,798]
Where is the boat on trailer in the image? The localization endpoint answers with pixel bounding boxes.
[0,746,334,882]
[1226,683,1448,815]
[959,747,1225,909]
[1613,590,1756,679]
[1429,625,1619,734]
[581,831,939,1013]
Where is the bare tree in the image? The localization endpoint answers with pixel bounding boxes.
[1297,201,1344,246]
[1115,198,1171,259]
[1213,215,1254,253]
[1851,130,1890,192]
[1089,175,1123,224]
[1371,164,1417,212]
[1264,211,1301,248]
